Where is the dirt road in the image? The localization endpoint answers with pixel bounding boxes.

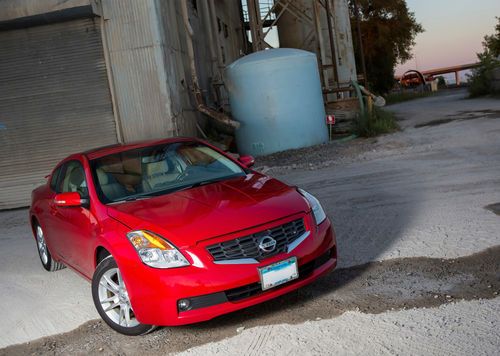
[1,89,499,355]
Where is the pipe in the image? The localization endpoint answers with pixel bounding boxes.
[208,0,224,69]
[99,3,124,143]
[359,85,385,107]
[200,0,218,73]
[180,0,240,129]
[353,0,368,85]
[324,0,339,87]
[247,0,262,52]
[312,0,327,94]
[351,80,365,115]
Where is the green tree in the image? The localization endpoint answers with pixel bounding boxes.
[483,17,500,57]
[349,0,423,94]
[468,17,500,97]
[436,76,446,88]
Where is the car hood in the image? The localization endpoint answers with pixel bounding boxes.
[106,173,309,248]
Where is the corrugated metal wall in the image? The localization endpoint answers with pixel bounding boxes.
[101,0,179,142]
[0,18,118,209]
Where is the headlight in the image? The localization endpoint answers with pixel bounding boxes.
[127,230,190,268]
[298,188,327,225]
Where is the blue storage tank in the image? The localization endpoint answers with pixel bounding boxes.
[225,48,328,156]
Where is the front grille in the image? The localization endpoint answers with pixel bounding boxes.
[207,218,306,262]
[225,249,333,302]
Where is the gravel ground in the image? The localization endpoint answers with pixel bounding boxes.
[1,89,499,354]
[180,299,500,356]
[2,245,499,355]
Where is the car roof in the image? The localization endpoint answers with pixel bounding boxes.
[83,136,198,160]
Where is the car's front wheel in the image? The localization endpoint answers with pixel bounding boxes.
[91,255,155,335]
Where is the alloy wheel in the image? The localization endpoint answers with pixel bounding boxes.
[36,226,48,265]
[97,267,139,328]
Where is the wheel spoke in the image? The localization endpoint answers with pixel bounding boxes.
[100,281,116,294]
[124,305,131,326]
[101,295,118,304]
[119,305,125,326]
[117,270,123,287]
[102,275,119,293]
[104,301,120,312]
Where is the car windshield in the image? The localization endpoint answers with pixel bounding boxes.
[90,141,246,203]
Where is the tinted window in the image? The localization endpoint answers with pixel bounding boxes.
[58,161,88,198]
[49,166,62,192]
[91,142,245,203]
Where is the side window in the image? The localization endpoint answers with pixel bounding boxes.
[58,161,88,198]
[49,166,62,192]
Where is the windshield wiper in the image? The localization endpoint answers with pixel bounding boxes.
[176,176,238,192]
[112,193,155,203]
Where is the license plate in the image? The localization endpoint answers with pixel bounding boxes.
[258,257,298,291]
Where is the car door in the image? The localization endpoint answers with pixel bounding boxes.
[48,160,94,275]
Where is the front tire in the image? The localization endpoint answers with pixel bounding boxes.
[35,223,65,272]
[92,256,155,336]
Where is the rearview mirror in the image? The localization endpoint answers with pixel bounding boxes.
[238,155,255,168]
[54,192,88,207]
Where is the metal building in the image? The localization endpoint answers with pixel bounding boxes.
[0,0,245,209]
[0,0,357,209]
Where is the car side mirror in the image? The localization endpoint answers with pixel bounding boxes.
[238,155,255,168]
[54,192,88,208]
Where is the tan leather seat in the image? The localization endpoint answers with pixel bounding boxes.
[96,168,127,201]
[68,166,88,197]
[143,159,180,190]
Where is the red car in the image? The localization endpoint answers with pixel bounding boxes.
[30,137,337,335]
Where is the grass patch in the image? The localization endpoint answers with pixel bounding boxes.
[352,107,399,137]
[385,91,433,105]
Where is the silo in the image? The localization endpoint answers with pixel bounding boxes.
[276,0,357,87]
[225,48,327,156]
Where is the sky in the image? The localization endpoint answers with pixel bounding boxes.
[395,0,500,76]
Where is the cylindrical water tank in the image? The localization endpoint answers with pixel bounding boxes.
[225,49,328,156]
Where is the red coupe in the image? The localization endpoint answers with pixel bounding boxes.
[30,137,337,335]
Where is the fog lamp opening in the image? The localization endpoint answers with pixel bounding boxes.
[178,299,192,312]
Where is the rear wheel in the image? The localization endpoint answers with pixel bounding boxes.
[92,256,155,335]
[35,224,65,271]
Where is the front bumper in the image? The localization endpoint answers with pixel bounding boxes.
[122,213,337,326]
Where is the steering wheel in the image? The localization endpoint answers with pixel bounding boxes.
[173,169,189,183]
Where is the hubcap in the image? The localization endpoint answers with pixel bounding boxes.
[36,226,48,265]
[98,267,139,328]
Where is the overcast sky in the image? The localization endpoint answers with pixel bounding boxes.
[395,0,500,75]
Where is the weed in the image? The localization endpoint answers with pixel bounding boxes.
[385,91,433,105]
[352,107,399,137]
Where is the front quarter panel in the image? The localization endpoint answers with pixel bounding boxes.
[96,215,178,324]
